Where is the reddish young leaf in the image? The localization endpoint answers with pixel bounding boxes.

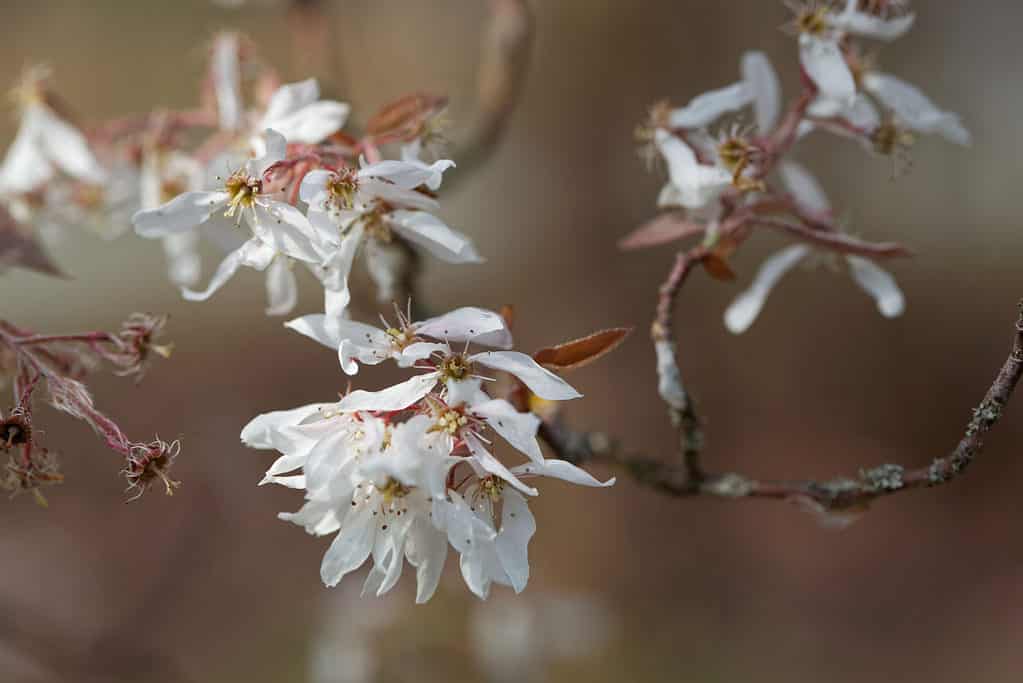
[618,213,707,250]
[701,253,736,281]
[499,304,515,333]
[533,328,631,371]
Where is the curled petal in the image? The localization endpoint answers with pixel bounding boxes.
[471,350,582,401]
[724,245,811,334]
[511,459,616,487]
[264,257,298,316]
[472,398,543,464]
[846,256,905,318]
[495,489,535,594]
[337,373,439,412]
[863,72,971,145]
[654,130,731,210]
[181,238,275,302]
[240,402,332,450]
[833,4,915,40]
[668,82,752,129]
[415,307,513,349]
[389,211,483,264]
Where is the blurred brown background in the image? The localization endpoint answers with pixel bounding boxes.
[2,0,1023,681]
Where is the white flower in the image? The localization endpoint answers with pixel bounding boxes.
[667,51,779,132]
[140,148,205,286]
[211,32,244,132]
[0,69,107,196]
[133,129,325,311]
[287,304,513,375]
[653,129,732,210]
[860,72,970,145]
[724,160,904,333]
[794,0,914,108]
[253,79,350,153]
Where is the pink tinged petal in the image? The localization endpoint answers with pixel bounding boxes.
[464,434,538,497]
[36,105,106,183]
[472,398,543,464]
[846,256,905,318]
[667,82,752,129]
[264,257,298,316]
[133,191,229,238]
[833,5,915,41]
[495,489,535,593]
[799,35,856,108]
[268,101,350,144]
[654,130,732,210]
[471,350,582,401]
[415,307,513,348]
[248,200,321,263]
[285,314,340,349]
[320,504,375,587]
[298,169,332,204]
[778,161,831,214]
[511,459,616,487]
[212,33,243,131]
[863,73,971,145]
[742,51,782,134]
[0,112,52,193]
[261,79,320,127]
[240,402,331,449]
[337,373,440,412]
[724,245,810,334]
[182,238,275,302]
[406,521,448,604]
[388,210,484,264]
[359,159,448,190]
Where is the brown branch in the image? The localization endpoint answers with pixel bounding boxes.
[542,242,1023,514]
[749,216,913,259]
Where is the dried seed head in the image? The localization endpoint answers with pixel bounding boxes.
[2,447,63,505]
[122,438,181,501]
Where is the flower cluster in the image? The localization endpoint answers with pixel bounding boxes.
[627,0,967,332]
[243,306,614,601]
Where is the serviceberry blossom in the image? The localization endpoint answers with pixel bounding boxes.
[724,160,905,333]
[133,129,325,311]
[242,307,612,602]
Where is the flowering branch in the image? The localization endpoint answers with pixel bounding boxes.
[0,314,178,502]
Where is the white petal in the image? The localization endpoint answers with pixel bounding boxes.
[262,79,320,128]
[267,101,350,144]
[473,399,543,464]
[285,314,340,349]
[240,402,331,449]
[724,245,810,334]
[318,224,364,317]
[249,129,288,176]
[471,350,582,401]
[406,520,448,604]
[264,258,298,316]
[464,434,538,497]
[182,238,275,302]
[415,307,513,349]
[161,230,201,286]
[35,105,106,183]
[248,200,322,263]
[358,178,440,212]
[799,35,856,108]
[337,373,439,412]
[511,459,616,487]
[833,6,915,40]
[667,82,752,129]
[359,159,452,191]
[846,256,905,318]
[445,377,490,408]
[335,320,393,374]
[133,191,229,238]
[389,211,484,264]
[863,73,970,145]
[742,51,782,134]
[399,342,448,366]
[298,169,332,204]
[777,161,831,214]
[212,33,243,131]
[654,130,731,210]
[0,112,52,193]
[320,504,375,587]
[495,490,535,594]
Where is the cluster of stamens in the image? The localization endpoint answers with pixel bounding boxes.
[223,171,260,221]
[790,2,833,36]
[717,133,764,192]
[434,408,469,436]
[326,167,359,211]
[479,475,505,502]
[438,353,472,381]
